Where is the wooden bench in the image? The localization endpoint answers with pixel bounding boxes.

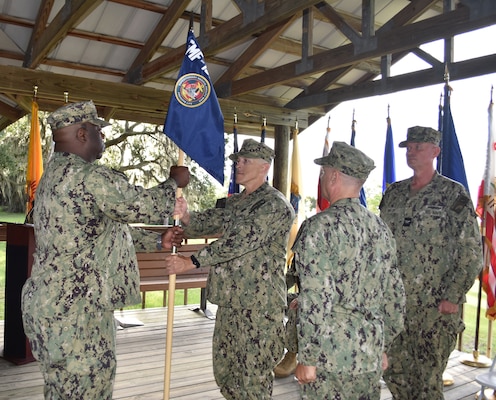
[0,223,7,242]
[136,242,211,311]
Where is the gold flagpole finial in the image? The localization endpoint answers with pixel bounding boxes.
[262,116,266,127]
[64,91,69,103]
[33,85,38,100]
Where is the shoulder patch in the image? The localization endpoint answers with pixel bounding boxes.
[450,194,469,214]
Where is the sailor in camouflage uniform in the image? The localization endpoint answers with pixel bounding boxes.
[164,139,295,399]
[293,141,406,400]
[21,101,189,400]
[380,126,483,400]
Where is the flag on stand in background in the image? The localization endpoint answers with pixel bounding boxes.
[288,122,302,259]
[261,118,269,182]
[437,81,470,194]
[290,122,301,215]
[26,97,43,214]
[163,28,225,185]
[317,116,331,212]
[477,93,496,319]
[350,113,367,207]
[382,110,396,193]
[261,117,266,143]
[228,113,240,196]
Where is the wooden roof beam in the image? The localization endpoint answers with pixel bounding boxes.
[287,53,496,110]
[23,0,54,68]
[0,65,317,135]
[215,16,296,88]
[140,0,322,83]
[26,0,104,68]
[0,100,24,121]
[123,0,189,83]
[221,3,495,98]
[379,0,438,32]
[314,3,362,45]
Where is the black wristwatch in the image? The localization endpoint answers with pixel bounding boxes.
[190,255,201,268]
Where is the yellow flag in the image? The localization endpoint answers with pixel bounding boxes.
[26,100,43,214]
[287,126,302,263]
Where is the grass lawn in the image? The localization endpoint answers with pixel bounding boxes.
[0,209,494,357]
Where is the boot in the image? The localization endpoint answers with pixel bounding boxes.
[274,351,297,378]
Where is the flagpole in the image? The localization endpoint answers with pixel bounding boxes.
[161,21,224,396]
[460,86,492,370]
[163,150,183,400]
[487,86,495,360]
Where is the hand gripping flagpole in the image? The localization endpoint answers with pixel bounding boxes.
[163,150,184,400]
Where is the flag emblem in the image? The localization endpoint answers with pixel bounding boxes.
[175,73,210,107]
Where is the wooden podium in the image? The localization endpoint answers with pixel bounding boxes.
[3,223,35,364]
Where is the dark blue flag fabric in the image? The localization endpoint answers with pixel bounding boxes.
[382,116,396,193]
[436,85,470,194]
[164,29,225,185]
[228,117,239,196]
[350,118,367,207]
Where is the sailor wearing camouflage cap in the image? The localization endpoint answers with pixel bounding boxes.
[164,137,295,398]
[314,141,375,181]
[22,100,189,398]
[47,100,111,131]
[229,138,275,163]
[292,141,405,398]
[398,126,441,147]
[380,125,482,399]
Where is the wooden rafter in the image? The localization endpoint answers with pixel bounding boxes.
[124,0,190,83]
[222,4,496,99]
[215,16,297,87]
[140,0,322,83]
[26,0,104,68]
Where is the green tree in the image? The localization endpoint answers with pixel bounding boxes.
[364,185,383,216]
[0,114,51,213]
[304,196,316,217]
[0,115,219,213]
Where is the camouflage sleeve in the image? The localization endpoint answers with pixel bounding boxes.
[130,226,160,253]
[86,167,178,225]
[442,193,483,304]
[191,198,294,267]
[184,208,225,237]
[382,260,406,349]
[292,220,328,365]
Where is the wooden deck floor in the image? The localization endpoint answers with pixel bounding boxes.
[0,305,492,400]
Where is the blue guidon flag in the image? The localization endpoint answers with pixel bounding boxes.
[164,29,225,185]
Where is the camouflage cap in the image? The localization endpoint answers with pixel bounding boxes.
[399,126,441,147]
[314,141,375,180]
[229,138,275,163]
[47,100,111,131]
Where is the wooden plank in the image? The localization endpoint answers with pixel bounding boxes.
[0,307,490,400]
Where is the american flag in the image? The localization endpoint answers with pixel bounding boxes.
[477,93,496,319]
